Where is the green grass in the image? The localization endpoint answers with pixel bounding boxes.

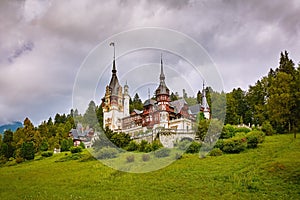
[0,134,300,199]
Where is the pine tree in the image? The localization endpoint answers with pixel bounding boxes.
[83,100,98,128]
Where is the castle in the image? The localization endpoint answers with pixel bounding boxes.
[101,50,210,138]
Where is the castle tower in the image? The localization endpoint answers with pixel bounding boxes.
[102,43,124,130]
[155,55,170,128]
[200,82,211,119]
[123,81,130,117]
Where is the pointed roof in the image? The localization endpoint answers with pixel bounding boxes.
[144,99,156,106]
[108,44,120,96]
[155,55,169,96]
[170,99,187,113]
[189,104,200,115]
[201,82,209,110]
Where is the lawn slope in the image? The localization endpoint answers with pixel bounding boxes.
[0,134,299,200]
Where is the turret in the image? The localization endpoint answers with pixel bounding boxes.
[200,82,210,119]
[123,81,130,117]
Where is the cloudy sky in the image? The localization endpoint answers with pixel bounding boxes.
[0,0,300,125]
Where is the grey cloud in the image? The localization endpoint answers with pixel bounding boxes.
[0,0,299,124]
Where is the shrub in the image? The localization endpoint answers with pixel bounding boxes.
[41,151,53,157]
[70,146,82,153]
[235,132,247,137]
[221,124,235,139]
[246,134,259,148]
[111,132,132,148]
[209,148,223,156]
[96,147,118,159]
[186,142,201,154]
[15,157,24,164]
[144,144,153,153]
[154,148,171,158]
[262,121,275,136]
[126,155,135,163]
[151,140,163,151]
[61,139,73,152]
[177,140,190,150]
[214,139,224,149]
[175,153,182,160]
[246,130,265,148]
[222,136,247,153]
[139,140,148,152]
[79,142,85,149]
[234,127,251,134]
[142,154,150,162]
[126,141,139,151]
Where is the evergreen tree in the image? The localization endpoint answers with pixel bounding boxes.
[210,91,226,121]
[267,72,296,133]
[197,90,201,104]
[21,142,35,160]
[130,93,143,112]
[83,100,98,128]
[96,105,104,130]
[170,92,178,101]
[225,92,239,125]
[1,130,15,159]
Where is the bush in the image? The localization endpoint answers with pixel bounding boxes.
[96,147,118,159]
[214,139,224,149]
[80,142,85,149]
[221,124,236,139]
[235,132,247,137]
[209,148,223,156]
[142,154,150,162]
[15,157,24,164]
[126,155,135,163]
[186,141,201,154]
[151,140,163,151]
[126,141,139,151]
[41,151,53,157]
[61,139,73,152]
[154,148,171,158]
[234,127,251,134]
[246,130,265,148]
[177,140,190,150]
[139,140,148,152]
[222,136,247,153]
[175,153,182,160]
[70,146,82,153]
[262,121,275,136]
[144,144,153,153]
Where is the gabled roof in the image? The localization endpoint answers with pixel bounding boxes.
[143,99,156,106]
[170,99,187,113]
[189,104,200,115]
[70,128,79,139]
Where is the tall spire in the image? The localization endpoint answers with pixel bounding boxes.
[201,81,209,109]
[160,53,165,81]
[110,42,116,74]
[155,53,169,96]
[108,42,120,95]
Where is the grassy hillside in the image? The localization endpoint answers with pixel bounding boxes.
[0,134,299,200]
